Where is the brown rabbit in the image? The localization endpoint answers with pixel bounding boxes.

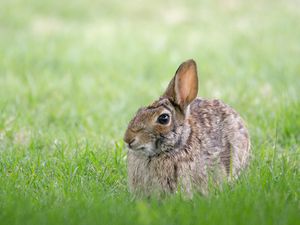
[124,59,250,198]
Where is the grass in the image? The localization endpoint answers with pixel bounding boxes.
[0,0,299,224]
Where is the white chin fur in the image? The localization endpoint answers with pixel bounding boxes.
[130,143,158,157]
[141,143,157,156]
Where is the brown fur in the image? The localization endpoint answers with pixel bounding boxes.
[124,59,250,198]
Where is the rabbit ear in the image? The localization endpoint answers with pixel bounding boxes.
[163,59,198,111]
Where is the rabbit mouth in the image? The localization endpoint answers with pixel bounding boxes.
[136,145,154,153]
[128,143,159,156]
[126,144,146,151]
[136,146,146,151]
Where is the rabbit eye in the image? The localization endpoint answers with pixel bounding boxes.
[157,113,170,125]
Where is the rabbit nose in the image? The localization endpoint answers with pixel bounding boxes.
[128,138,136,148]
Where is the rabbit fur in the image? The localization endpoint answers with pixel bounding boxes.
[124,59,250,197]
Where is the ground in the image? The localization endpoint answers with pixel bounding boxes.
[0,0,299,225]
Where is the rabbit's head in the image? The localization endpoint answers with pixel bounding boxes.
[124,59,198,156]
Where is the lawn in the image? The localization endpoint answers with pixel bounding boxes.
[0,0,299,224]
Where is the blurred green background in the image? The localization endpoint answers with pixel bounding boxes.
[0,0,299,225]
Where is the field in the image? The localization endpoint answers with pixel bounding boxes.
[0,0,299,224]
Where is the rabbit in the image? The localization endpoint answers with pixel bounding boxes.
[124,59,250,198]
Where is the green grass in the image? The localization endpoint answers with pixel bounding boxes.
[0,0,299,224]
